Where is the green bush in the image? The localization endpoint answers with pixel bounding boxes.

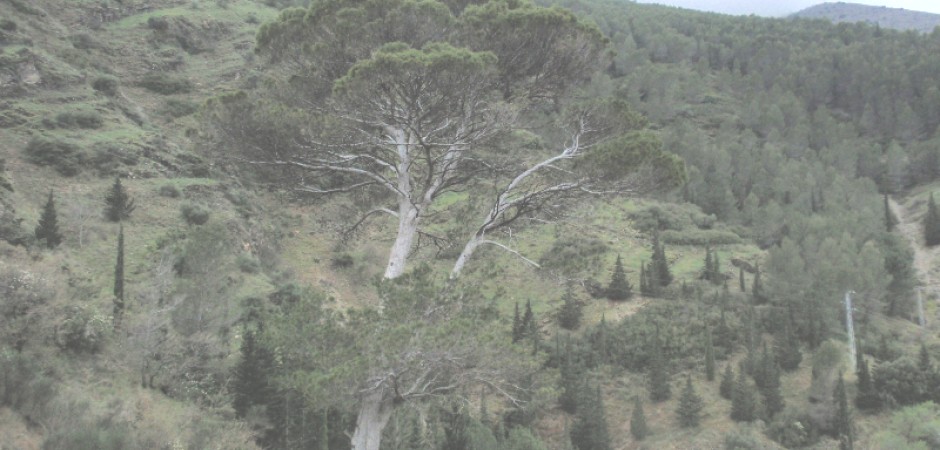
[331,252,354,268]
[159,184,181,198]
[54,306,110,353]
[43,424,137,450]
[92,75,119,96]
[55,110,104,129]
[237,253,261,274]
[0,19,17,32]
[160,98,199,118]
[538,236,608,276]
[89,144,139,177]
[181,202,210,226]
[23,137,86,176]
[660,229,742,246]
[137,73,192,95]
[0,349,56,417]
[146,16,170,31]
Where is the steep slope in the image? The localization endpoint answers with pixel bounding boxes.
[793,2,940,32]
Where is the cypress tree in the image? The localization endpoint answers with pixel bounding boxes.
[595,315,609,365]
[559,340,582,414]
[703,246,714,281]
[650,232,672,287]
[919,342,932,373]
[705,327,716,381]
[558,286,583,330]
[113,224,125,331]
[233,327,272,418]
[739,267,746,292]
[512,302,522,343]
[648,334,671,402]
[570,385,610,450]
[758,346,784,418]
[774,318,802,372]
[104,177,136,222]
[34,190,62,249]
[719,364,734,400]
[630,396,648,441]
[855,357,880,411]
[676,375,704,428]
[522,300,534,339]
[752,263,766,304]
[606,254,632,301]
[925,193,940,246]
[712,251,721,284]
[834,374,854,450]
[730,369,756,422]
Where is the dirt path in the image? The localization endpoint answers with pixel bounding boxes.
[888,197,940,324]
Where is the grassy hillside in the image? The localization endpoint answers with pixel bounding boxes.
[3,0,940,449]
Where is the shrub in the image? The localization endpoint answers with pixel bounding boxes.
[0,349,56,417]
[0,19,17,32]
[237,253,261,274]
[159,184,181,198]
[147,16,170,31]
[628,203,715,232]
[137,73,192,95]
[660,229,742,246]
[89,144,139,177]
[55,110,103,129]
[92,75,119,96]
[160,98,199,118]
[55,305,110,353]
[331,252,354,269]
[23,137,85,176]
[538,236,608,276]
[181,202,210,226]
[43,423,137,450]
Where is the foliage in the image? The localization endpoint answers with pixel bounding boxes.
[872,402,940,450]
[926,193,940,247]
[54,305,110,353]
[558,286,583,330]
[730,369,757,422]
[647,334,670,402]
[605,254,632,301]
[833,374,854,450]
[539,237,608,277]
[54,109,104,129]
[630,397,648,441]
[23,136,86,176]
[137,73,193,95]
[92,75,119,96]
[180,202,210,226]
[766,408,819,448]
[35,191,62,249]
[0,348,56,417]
[113,225,125,330]
[570,384,610,450]
[720,364,734,400]
[104,178,135,222]
[660,229,741,246]
[158,184,181,198]
[676,376,703,427]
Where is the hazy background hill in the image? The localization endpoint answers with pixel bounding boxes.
[792,2,940,32]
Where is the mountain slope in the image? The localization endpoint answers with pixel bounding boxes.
[792,2,940,33]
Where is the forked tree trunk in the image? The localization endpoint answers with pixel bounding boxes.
[351,390,396,450]
[450,234,483,279]
[384,203,419,279]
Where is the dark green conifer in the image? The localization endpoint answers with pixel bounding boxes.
[752,263,766,304]
[559,340,582,414]
[104,177,135,222]
[512,302,522,343]
[758,346,784,419]
[606,254,632,301]
[855,357,880,411]
[676,375,704,428]
[650,232,672,287]
[558,286,583,330]
[739,267,746,292]
[630,396,648,441]
[570,384,610,450]
[648,334,671,402]
[925,193,940,246]
[34,190,62,249]
[730,369,756,422]
[719,364,734,400]
[703,246,714,281]
[919,342,932,373]
[233,327,272,418]
[705,326,716,381]
[712,251,721,284]
[639,262,649,295]
[113,224,125,331]
[834,374,854,450]
[885,194,897,232]
[774,318,802,372]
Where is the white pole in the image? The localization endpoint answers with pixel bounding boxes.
[845,290,857,369]
[917,287,927,328]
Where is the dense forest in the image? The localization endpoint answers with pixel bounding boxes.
[3,0,940,449]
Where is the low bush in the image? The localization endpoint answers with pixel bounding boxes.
[660,229,742,246]
[55,109,104,129]
[160,98,199,118]
[237,254,261,274]
[137,73,192,95]
[181,202,210,226]
[0,19,17,32]
[89,144,139,177]
[23,136,85,176]
[159,184,181,198]
[92,75,119,96]
[538,236,608,276]
[54,305,110,354]
[0,349,56,418]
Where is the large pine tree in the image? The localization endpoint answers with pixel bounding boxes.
[606,254,632,301]
[925,193,940,246]
[834,374,854,450]
[648,335,671,402]
[720,364,734,400]
[705,326,716,381]
[104,177,136,222]
[676,375,704,427]
[855,357,880,411]
[730,369,756,422]
[558,286,583,330]
[34,190,62,249]
[650,232,672,287]
[233,327,274,418]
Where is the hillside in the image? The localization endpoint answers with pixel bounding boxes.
[792,2,940,33]
[3,0,940,449]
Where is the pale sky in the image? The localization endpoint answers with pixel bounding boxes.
[635,0,940,17]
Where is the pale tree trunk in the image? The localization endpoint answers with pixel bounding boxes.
[384,201,419,279]
[351,390,396,450]
[450,234,484,280]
